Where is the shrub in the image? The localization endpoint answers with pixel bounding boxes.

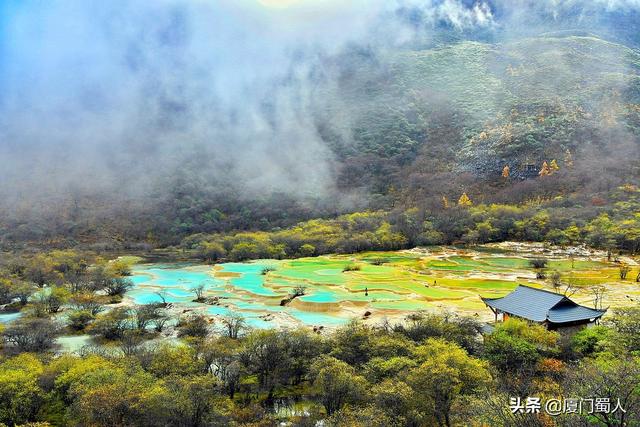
[342,264,361,272]
[3,317,61,352]
[87,307,131,340]
[103,278,134,297]
[177,314,210,339]
[67,310,95,331]
[261,267,276,275]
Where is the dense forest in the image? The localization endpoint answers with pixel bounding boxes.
[0,246,638,426]
[1,307,640,426]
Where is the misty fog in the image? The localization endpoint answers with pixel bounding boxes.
[0,0,638,228]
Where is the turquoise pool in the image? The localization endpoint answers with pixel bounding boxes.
[130,263,357,327]
[0,312,22,323]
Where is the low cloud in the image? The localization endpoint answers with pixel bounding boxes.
[0,0,637,212]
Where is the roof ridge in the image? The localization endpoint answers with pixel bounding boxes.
[549,297,576,311]
[517,284,565,297]
[548,304,609,313]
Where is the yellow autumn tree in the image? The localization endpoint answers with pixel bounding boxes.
[442,196,450,209]
[502,165,510,179]
[550,159,559,173]
[458,193,472,207]
[539,161,551,177]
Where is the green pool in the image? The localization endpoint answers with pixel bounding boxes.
[125,246,629,328]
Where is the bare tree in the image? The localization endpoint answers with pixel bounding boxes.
[120,330,144,356]
[3,317,61,352]
[592,286,606,310]
[620,264,631,280]
[221,313,247,339]
[292,285,306,297]
[103,277,134,296]
[153,315,169,332]
[549,271,562,292]
[177,314,211,339]
[562,282,578,297]
[192,283,206,302]
[131,304,165,331]
[529,258,547,279]
[563,358,640,427]
[379,317,392,333]
[154,290,168,306]
[69,292,105,315]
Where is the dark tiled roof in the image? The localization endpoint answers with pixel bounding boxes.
[482,285,606,324]
[546,303,606,323]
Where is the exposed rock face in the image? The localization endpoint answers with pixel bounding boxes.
[460,154,540,181]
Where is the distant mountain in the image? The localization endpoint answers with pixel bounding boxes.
[316,34,639,194]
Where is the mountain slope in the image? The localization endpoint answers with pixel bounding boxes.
[1,35,639,247]
[320,35,640,194]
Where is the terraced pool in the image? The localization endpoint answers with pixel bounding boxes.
[127,244,637,328]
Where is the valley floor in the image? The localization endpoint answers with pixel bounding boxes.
[122,242,638,330]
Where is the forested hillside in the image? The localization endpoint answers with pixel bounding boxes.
[1,34,638,251]
[322,35,640,200]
